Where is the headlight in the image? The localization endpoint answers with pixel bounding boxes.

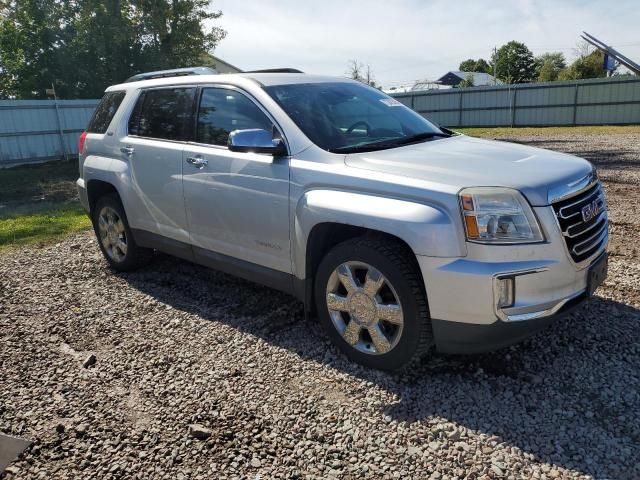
[459,187,544,244]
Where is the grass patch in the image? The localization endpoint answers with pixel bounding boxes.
[0,159,91,251]
[0,205,91,252]
[455,125,640,138]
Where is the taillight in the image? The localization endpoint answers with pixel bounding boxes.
[78,131,87,155]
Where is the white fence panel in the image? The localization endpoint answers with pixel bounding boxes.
[392,76,640,128]
[0,100,99,167]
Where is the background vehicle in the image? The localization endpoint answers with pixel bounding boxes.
[77,70,608,370]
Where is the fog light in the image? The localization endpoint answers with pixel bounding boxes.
[496,277,515,308]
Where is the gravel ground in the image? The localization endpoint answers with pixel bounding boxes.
[1,131,639,480]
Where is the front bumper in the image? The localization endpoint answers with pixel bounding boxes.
[417,206,607,354]
[431,291,588,354]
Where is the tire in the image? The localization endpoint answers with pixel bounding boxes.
[92,193,153,271]
[314,236,433,371]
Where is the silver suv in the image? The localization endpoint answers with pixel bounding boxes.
[77,70,608,370]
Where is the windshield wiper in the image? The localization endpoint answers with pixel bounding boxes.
[329,131,451,154]
[393,131,451,145]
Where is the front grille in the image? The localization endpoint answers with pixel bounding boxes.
[552,182,608,264]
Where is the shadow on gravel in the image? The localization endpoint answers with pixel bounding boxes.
[119,254,640,480]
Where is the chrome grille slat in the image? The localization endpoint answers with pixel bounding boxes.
[557,185,601,218]
[572,221,608,255]
[564,198,605,230]
[565,208,607,238]
[560,211,581,221]
[552,181,608,264]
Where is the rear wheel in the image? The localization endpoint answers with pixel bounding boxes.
[315,236,433,370]
[92,194,153,271]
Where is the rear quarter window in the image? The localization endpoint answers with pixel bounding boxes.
[87,91,126,134]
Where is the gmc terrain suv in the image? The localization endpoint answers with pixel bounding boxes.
[77,69,608,370]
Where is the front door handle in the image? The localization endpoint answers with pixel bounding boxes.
[120,146,135,157]
[186,155,208,169]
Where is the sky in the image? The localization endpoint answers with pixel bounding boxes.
[208,0,640,88]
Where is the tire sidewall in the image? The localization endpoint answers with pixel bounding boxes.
[92,194,139,271]
[315,240,425,370]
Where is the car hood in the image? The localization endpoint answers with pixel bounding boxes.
[344,135,593,206]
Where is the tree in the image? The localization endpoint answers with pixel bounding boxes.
[347,59,363,81]
[558,49,607,80]
[491,41,537,84]
[474,59,491,74]
[0,12,26,97]
[0,0,226,99]
[0,1,77,98]
[459,59,476,71]
[457,73,474,88]
[535,52,567,82]
[132,0,226,71]
[69,0,142,98]
[346,59,376,86]
[459,58,490,74]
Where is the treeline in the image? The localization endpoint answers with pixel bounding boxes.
[0,0,226,99]
[459,40,611,85]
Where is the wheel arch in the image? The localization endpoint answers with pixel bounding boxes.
[302,222,421,318]
[86,179,122,215]
[306,222,418,281]
[294,189,463,278]
[294,189,464,317]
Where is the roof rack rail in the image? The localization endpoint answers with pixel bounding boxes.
[125,66,218,83]
[244,68,304,74]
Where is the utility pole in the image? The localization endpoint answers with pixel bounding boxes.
[48,83,69,162]
[493,47,498,85]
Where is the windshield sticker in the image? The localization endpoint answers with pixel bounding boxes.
[379,98,403,107]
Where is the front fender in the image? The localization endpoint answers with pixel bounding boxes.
[293,189,465,278]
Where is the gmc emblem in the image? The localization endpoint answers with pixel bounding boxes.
[581,199,602,223]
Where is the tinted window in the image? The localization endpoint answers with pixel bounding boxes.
[264,82,444,152]
[196,88,273,146]
[87,91,126,133]
[128,88,195,141]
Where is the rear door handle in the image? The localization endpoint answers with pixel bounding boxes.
[186,155,208,169]
[120,146,135,157]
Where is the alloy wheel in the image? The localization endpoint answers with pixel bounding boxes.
[325,261,404,355]
[97,206,128,263]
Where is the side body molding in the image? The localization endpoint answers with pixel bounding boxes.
[293,189,465,279]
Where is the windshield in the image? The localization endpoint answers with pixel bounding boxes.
[263,82,448,153]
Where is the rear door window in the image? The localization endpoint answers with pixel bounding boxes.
[196,88,273,146]
[128,87,195,141]
[87,91,126,133]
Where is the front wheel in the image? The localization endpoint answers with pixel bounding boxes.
[314,236,433,370]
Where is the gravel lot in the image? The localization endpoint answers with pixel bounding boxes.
[2,131,639,479]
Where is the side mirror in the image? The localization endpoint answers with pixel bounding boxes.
[227,129,287,156]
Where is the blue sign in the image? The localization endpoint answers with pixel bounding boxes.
[603,53,616,71]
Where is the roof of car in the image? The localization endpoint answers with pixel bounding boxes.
[243,73,352,86]
[106,73,354,92]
